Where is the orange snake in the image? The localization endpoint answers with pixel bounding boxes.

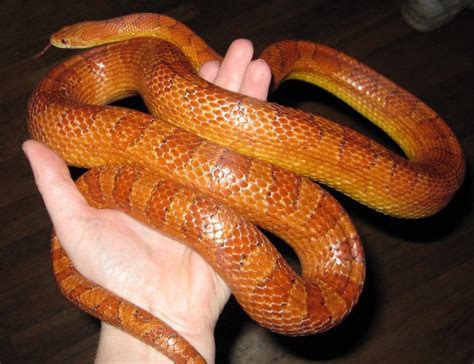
[27,13,464,363]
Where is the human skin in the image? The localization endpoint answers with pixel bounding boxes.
[23,39,271,363]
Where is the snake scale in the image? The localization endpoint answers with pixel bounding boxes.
[27,13,464,363]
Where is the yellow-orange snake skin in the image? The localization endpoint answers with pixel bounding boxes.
[27,13,464,363]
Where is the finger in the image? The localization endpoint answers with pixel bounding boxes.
[198,60,220,82]
[239,59,272,101]
[22,140,90,226]
[213,39,254,92]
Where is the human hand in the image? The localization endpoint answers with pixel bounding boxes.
[23,39,271,363]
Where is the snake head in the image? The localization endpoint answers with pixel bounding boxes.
[50,20,121,49]
[50,23,90,49]
[49,15,148,49]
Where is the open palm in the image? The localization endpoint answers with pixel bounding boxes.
[24,39,271,363]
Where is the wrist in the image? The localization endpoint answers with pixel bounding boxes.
[96,322,216,363]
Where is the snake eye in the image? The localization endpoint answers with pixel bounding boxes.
[61,39,68,45]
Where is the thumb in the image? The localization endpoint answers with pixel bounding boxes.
[22,140,91,229]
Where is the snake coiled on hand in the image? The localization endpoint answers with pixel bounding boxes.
[27,13,464,363]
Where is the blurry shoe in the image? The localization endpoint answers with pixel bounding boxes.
[402,0,474,31]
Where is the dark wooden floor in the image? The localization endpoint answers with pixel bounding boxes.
[1,0,473,362]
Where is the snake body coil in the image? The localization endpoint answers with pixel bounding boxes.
[28,13,464,363]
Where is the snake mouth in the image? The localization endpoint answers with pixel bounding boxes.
[50,36,71,48]
[50,35,82,49]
